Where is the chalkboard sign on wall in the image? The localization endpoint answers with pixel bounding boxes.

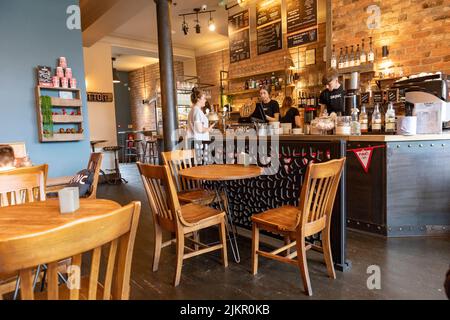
[37,66,53,87]
[287,27,318,48]
[257,20,283,55]
[230,28,251,63]
[228,10,250,34]
[256,0,282,27]
[286,0,318,34]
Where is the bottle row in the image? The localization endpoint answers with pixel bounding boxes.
[331,37,375,70]
[243,72,284,91]
[355,103,396,134]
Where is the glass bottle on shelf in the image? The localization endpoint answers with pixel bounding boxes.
[371,103,382,133]
[349,45,355,67]
[331,45,337,69]
[355,44,361,66]
[360,39,367,64]
[385,102,396,134]
[244,79,249,90]
[344,46,349,68]
[368,37,375,63]
[338,48,344,69]
[351,107,361,135]
[359,104,369,133]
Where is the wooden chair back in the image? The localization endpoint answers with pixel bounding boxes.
[162,150,202,192]
[0,201,141,300]
[138,163,191,231]
[0,164,48,207]
[86,153,103,199]
[296,158,345,236]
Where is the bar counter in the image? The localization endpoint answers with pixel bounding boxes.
[206,132,450,272]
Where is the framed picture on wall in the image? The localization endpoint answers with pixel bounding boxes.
[305,49,316,65]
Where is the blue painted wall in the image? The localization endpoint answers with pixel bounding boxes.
[0,0,90,177]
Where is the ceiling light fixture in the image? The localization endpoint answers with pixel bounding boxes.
[112,57,121,84]
[179,8,216,36]
[182,16,189,35]
[208,12,216,32]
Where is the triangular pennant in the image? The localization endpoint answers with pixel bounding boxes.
[354,148,374,173]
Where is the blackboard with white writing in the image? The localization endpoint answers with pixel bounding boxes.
[287,27,317,48]
[230,29,251,63]
[257,21,283,55]
[256,0,282,27]
[286,0,318,34]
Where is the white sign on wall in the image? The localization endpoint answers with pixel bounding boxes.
[366,5,381,29]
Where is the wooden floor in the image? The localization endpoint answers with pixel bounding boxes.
[97,164,450,300]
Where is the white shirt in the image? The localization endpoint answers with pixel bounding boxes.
[187,107,209,141]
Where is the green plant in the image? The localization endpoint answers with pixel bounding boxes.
[40,95,53,137]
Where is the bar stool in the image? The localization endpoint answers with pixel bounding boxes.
[143,138,159,164]
[103,146,128,184]
[125,134,144,163]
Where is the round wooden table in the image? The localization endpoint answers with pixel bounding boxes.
[0,199,121,242]
[179,164,263,263]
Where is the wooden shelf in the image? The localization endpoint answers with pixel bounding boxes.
[52,115,83,123]
[41,133,84,142]
[338,63,375,75]
[226,69,286,82]
[50,97,82,107]
[38,86,80,92]
[36,85,84,143]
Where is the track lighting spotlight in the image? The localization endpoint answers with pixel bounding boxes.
[182,16,189,35]
[208,13,216,32]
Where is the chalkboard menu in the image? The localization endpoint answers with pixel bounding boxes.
[230,29,251,63]
[388,89,399,102]
[257,20,283,55]
[286,0,318,34]
[256,0,282,26]
[37,66,53,87]
[287,27,317,48]
[373,91,383,104]
[228,10,249,34]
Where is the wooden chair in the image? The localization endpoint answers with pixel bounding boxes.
[46,153,103,199]
[162,150,216,206]
[137,163,228,286]
[0,202,141,300]
[251,158,346,296]
[0,164,48,299]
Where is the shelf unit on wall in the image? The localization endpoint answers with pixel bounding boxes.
[35,86,84,142]
[337,63,375,75]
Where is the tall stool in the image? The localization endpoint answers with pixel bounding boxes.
[103,146,128,184]
[125,134,144,163]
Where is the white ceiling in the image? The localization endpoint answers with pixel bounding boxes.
[112,0,230,53]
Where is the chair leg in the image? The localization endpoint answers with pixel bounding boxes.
[297,237,312,296]
[219,221,228,268]
[284,235,291,257]
[251,223,259,275]
[174,231,185,287]
[193,231,200,251]
[153,224,163,272]
[322,229,336,279]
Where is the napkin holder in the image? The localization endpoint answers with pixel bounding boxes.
[58,187,80,214]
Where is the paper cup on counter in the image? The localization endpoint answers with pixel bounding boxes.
[397,116,417,135]
[58,187,80,214]
[65,68,72,79]
[52,76,60,88]
[70,78,77,89]
[59,57,67,69]
[56,67,64,78]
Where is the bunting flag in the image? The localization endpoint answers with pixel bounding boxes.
[347,145,385,173]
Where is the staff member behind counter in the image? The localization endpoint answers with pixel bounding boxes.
[259,85,280,122]
[319,68,345,116]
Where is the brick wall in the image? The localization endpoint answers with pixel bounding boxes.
[128,61,184,131]
[332,0,450,76]
[196,23,327,107]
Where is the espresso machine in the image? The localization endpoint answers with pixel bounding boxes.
[391,72,450,132]
[344,72,360,115]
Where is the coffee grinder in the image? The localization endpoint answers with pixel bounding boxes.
[344,71,361,115]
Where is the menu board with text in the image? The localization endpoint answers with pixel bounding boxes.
[228,10,250,34]
[230,28,251,63]
[287,27,318,48]
[257,20,283,55]
[256,0,282,27]
[286,0,318,34]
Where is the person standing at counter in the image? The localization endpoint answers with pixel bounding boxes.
[319,68,345,115]
[186,87,215,141]
[259,85,280,122]
[280,96,301,128]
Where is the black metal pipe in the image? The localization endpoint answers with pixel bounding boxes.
[154,0,178,151]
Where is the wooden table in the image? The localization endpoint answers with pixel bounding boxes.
[179,164,263,263]
[0,199,121,242]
